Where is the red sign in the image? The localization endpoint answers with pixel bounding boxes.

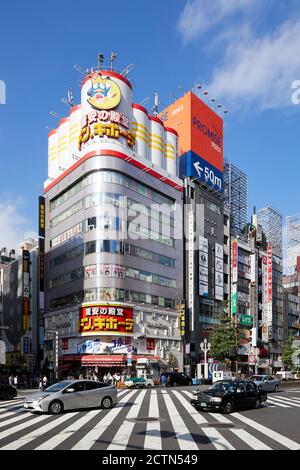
[248,353,257,364]
[79,305,134,336]
[61,338,68,351]
[146,338,155,351]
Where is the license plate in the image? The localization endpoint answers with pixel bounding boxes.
[200,402,207,407]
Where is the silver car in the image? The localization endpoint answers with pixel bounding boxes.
[23,380,117,414]
[249,375,280,392]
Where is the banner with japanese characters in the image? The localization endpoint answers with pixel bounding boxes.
[79,304,134,336]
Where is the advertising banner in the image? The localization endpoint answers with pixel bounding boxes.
[39,237,45,292]
[199,236,209,297]
[38,196,46,238]
[188,212,194,330]
[232,240,238,284]
[267,245,273,340]
[262,254,269,342]
[215,243,223,301]
[22,250,30,331]
[79,305,134,336]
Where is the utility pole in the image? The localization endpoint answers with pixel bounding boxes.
[200,338,211,379]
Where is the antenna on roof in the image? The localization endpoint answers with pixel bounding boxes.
[50,110,63,119]
[98,53,104,70]
[73,64,86,76]
[110,52,117,71]
[152,92,159,116]
[61,87,74,108]
[121,63,134,77]
[139,97,150,106]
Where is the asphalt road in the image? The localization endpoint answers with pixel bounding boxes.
[0,386,299,450]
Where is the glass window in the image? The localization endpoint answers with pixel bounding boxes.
[246,383,255,392]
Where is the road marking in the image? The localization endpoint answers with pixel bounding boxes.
[107,390,147,450]
[144,391,162,450]
[1,412,79,450]
[201,427,235,450]
[266,398,290,408]
[0,411,32,429]
[0,414,49,441]
[232,413,300,450]
[230,428,271,450]
[291,396,300,401]
[161,393,199,450]
[275,395,300,404]
[172,391,208,424]
[34,410,103,450]
[71,391,137,450]
[269,396,300,407]
[0,407,25,419]
[0,399,24,408]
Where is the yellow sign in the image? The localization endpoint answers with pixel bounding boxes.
[78,122,135,150]
[87,77,121,110]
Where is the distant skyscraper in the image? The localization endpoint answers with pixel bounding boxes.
[286,214,300,273]
[223,161,248,235]
[257,206,283,257]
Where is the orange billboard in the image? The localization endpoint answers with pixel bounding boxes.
[160,92,223,173]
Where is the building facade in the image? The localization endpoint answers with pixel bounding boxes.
[0,240,39,378]
[283,256,300,339]
[43,67,184,379]
[223,161,248,237]
[286,214,300,274]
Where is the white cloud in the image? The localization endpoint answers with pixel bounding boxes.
[0,198,36,255]
[178,0,253,44]
[207,19,300,109]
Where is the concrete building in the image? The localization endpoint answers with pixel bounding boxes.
[257,206,283,258]
[42,64,184,379]
[0,239,39,379]
[283,256,300,339]
[286,214,300,274]
[223,161,248,237]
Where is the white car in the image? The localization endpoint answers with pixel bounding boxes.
[124,378,155,389]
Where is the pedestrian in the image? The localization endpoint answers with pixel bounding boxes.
[103,373,108,383]
[38,377,43,391]
[8,375,14,386]
[13,376,18,389]
[161,374,167,387]
[79,373,84,380]
[106,372,112,385]
[42,375,48,389]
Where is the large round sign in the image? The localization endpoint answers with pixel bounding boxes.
[87,76,121,110]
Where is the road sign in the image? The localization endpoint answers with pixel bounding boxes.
[240,315,253,326]
[248,353,257,364]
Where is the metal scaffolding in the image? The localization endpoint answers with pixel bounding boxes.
[223,161,248,236]
[257,206,283,258]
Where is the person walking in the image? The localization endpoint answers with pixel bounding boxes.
[13,376,18,389]
[42,376,48,390]
[161,374,167,387]
[38,377,43,391]
[8,375,14,386]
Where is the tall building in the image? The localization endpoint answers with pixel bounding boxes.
[286,214,300,274]
[42,63,184,380]
[160,91,230,376]
[283,256,300,339]
[257,206,283,258]
[0,239,39,377]
[223,161,248,236]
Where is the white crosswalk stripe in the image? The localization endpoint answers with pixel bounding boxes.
[0,389,299,450]
[143,390,162,450]
[0,399,24,408]
[71,390,138,450]
[271,396,300,407]
[107,390,147,450]
[1,412,79,450]
[232,413,300,450]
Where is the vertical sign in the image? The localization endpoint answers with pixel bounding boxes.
[232,240,238,284]
[215,243,223,301]
[262,254,269,343]
[199,236,208,297]
[22,250,30,331]
[188,211,194,331]
[39,196,46,237]
[267,245,273,341]
[39,238,45,292]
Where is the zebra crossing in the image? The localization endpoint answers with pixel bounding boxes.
[0,390,299,450]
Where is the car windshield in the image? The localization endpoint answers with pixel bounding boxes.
[250,376,263,381]
[209,382,237,393]
[44,381,73,393]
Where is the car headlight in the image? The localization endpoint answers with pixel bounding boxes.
[36,394,50,402]
[210,397,222,403]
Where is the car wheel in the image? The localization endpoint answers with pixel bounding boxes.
[274,385,279,393]
[254,398,261,409]
[147,384,152,388]
[49,400,64,415]
[101,396,113,409]
[224,402,233,414]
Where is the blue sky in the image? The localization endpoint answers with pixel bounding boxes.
[0,0,300,250]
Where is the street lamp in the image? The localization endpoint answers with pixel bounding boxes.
[200,338,211,380]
